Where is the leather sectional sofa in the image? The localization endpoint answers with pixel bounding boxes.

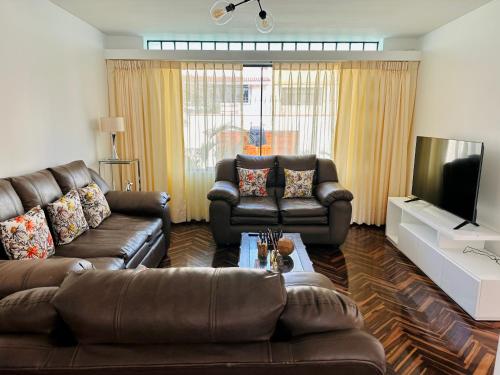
[0,267,386,374]
[208,154,353,246]
[0,160,170,286]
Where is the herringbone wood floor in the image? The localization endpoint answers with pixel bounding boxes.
[165,223,500,375]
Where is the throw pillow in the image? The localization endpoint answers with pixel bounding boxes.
[0,206,55,260]
[47,190,89,245]
[283,169,315,198]
[237,167,270,197]
[77,182,111,228]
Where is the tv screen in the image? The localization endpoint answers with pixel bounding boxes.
[411,136,484,223]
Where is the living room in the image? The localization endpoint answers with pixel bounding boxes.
[1,0,500,374]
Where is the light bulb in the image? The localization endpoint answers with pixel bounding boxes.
[210,1,235,25]
[256,10,274,33]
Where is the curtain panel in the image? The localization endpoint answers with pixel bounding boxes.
[106,60,186,223]
[181,63,244,221]
[272,63,339,158]
[334,61,419,225]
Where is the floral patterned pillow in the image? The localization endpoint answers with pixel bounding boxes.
[283,169,315,198]
[0,206,55,260]
[77,182,111,228]
[47,190,89,245]
[237,167,270,197]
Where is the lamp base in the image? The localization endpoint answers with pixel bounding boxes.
[110,133,119,160]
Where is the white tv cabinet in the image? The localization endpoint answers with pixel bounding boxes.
[386,197,500,320]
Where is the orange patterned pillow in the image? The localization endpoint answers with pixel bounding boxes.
[237,167,270,197]
[0,206,55,260]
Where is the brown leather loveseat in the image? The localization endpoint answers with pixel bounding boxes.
[0,267,386,374]
[0,160,170,292]
[208,154,353,246]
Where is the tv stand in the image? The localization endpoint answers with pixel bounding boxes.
[386,197,500,320]
[404,197,421,203]
[454,220,480,231]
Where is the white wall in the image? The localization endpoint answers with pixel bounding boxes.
[414,0,500,234]
[0,0,108,177]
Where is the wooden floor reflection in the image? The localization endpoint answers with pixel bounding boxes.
[166,223,500,374]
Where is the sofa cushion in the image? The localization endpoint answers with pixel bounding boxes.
[0,287,58,334]
[54,229,148,261]
[231,216,279,225]
[279,198,328,217]
[283,169,315,198]
[10,170,63,211]
[77,182,111,228]
[0,180,25,259]
[53,268,286,344]
[0,180,24,222]
[236,154,277,189]
[281,216,328,225]
[0,258,93,298]
[277,155,317,187]
[237,167,270,197]
[279,285,364,337]
[46,190,89,245]
[0,206,55,260]
[233,197,278,217]
[283,272,334,289]
[50,160,93,194]
[97,214,162,242]
[85,257,125,270]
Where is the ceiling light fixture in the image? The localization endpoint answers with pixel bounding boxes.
[210,0,274,34]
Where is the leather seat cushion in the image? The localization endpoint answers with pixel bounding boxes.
[54,230,148,261]
[281,216,327,225]
[85,257,125,270]
[279,198,328,217]
[231,216,279,225]
[98,214,162,242]
[233,197,278,217]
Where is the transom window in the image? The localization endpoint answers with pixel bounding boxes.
[147,40,379,52]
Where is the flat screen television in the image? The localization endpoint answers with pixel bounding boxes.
[411,136,484,226]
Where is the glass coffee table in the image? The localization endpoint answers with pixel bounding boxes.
[238,232,314,272]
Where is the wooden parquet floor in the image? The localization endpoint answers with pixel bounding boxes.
[165,222,500,375]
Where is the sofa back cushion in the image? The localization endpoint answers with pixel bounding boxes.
[279,285,364,337]
[0,287,58,334]
[236,154,277,195]
[50,160,93,194]
[53,268,286,344]
[0,180,24,259]
[10,170,63,211]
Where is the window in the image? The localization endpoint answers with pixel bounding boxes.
[147,40,380,51]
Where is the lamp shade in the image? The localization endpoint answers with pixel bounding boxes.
[100,117,125,133]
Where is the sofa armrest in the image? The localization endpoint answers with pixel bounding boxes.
[207,181,239,206]
[106,191,170,218]
[0,258,93,298]
[316,182,353,207]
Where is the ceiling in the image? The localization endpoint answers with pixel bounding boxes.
[50,0,491,41]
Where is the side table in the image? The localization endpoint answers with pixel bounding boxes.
[98,159,142,191]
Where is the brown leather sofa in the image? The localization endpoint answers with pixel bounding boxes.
[0,160,170,284]
[208,154,353,246]
[0,267,386,374]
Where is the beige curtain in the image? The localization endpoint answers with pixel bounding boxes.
[106,60,186,223]
[334,61,419,225]
[181,63,244,221]
[272,63,339,158]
